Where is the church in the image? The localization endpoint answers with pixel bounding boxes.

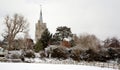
[35,6,47,42]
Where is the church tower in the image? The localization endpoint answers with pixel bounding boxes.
[35,5,46,42]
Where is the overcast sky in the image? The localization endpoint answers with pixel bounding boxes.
[0,0,120,41]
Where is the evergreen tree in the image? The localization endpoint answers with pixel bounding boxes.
[34,28,52,52]
[34,39,43,52]
[70,39,76,47]
[52,26,73,45]
[40,29,52,49]
[56,26,73,41]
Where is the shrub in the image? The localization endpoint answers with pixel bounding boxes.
[10,53,21,59]
[69,46,94,62]
[95,49,110,62]
[103,37,120,61]
[45,45,58,58]
[107,48,119,60]
[6,51,22,59]
[39,51,46,58]
[69,48,81,61]
[24,50,35,58]
[69,46,103,62]
[51,46,69,59]
[83,49,98,61]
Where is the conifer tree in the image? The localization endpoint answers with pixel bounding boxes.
[40,28,52,49]
[34,28,52,52]
[52,26,73,45]
[34,39,43,52]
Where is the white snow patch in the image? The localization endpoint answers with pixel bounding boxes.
[34,53,40,58]
[0,63,116,70]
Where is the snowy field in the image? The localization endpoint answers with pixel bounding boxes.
[0,63,117,70]
[0,50,119,70]
[0,58,119,70]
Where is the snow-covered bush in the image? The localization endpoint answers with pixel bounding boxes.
[69,46,100,62]
[103,47,120,63]
[10,54,21,59]
[69,46,91,61]
[39,51,46,58]
[95,49,110,62]
[6,50,22,59]
[34,53,40,58]
[51,46,69,59]
[45,45,58,58]
[45,45,69,59]
[82,49,99,61]
[69,46,81,61]
[24,50,35,58]
[117,58,120,64]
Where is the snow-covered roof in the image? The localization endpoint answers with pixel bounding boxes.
[64,37,72,41]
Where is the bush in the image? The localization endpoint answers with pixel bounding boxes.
[24,50,35,58]
[51,46,69,59]
[69,47,81,61]
[103,37,120,61]
[83,49,98,61]
[69,46,104,62]
[107,48,119,60]
[45,45,58,58]
[6,51,22,59]
[10,53,21,59]
[40,51,46,58]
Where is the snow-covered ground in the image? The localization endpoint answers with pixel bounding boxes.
[0,58,119,69]
[0,63,117,70]
[0,49,119,70]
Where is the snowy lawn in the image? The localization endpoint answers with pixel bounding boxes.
[0,63,117,70]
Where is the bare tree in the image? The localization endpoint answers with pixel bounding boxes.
[77,33,101,52]
[3,14,29,50]
[104,37,120,48]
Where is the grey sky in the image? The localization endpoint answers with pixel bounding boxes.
[0,0,120,41]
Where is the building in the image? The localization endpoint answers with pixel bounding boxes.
[35,6,47,42]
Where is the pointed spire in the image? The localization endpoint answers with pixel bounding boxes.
[39,5,43,23]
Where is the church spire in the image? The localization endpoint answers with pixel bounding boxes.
[39,5,43,23]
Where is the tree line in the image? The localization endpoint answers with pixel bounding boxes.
[0,13,120,63]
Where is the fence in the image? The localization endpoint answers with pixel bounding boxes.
[77,61,120,70]
[44,59,120,70]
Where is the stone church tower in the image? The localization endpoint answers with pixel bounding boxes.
[35,6,46,42]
